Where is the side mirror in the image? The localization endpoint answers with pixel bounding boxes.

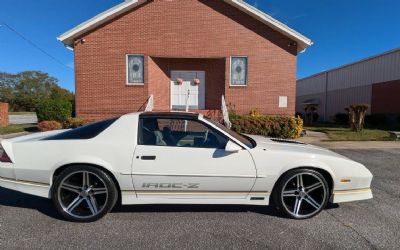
[225,140,242,153]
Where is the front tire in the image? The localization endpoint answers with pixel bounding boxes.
[52,165,118,222]
[274,169,329,219]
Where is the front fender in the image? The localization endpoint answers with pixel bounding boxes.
[279,159,337,181]
[251,155,338,193]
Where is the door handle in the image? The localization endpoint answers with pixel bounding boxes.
[141,155,156,160]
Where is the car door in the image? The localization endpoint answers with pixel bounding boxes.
[132,116,256,200]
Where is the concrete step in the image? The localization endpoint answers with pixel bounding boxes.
[389,131,400,140]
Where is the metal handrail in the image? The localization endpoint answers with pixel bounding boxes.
[144,95,154,112]
[185,90,190,112]
[221,95,231,128]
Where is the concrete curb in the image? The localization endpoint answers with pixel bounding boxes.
[297,131,400,149]
[0,131,32,141]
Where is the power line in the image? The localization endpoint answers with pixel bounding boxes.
[0,22,73,70]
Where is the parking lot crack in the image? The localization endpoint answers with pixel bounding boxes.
[325,210,377,250]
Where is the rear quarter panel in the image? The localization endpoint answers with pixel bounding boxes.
[10,114,139,190]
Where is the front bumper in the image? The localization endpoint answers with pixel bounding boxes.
[331,188,373,203]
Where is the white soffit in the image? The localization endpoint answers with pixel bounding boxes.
[57,0,146,47]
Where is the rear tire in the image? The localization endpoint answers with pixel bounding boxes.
[274,169,329,219]
[52,165,118,222]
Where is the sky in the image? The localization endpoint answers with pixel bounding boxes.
[1,0,400,92]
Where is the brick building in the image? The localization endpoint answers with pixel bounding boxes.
[297,48,400,122]
[59,0,312,120]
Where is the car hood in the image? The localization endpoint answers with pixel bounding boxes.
[247,135,349,159]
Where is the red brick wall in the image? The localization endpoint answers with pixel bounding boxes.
[0,102,9,127]
[371,80,400,114]
[74,0,297,119]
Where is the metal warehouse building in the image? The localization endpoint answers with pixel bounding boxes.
[296,48,400,122]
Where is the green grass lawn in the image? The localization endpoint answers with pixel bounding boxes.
[306,126,392,141]
[0,124,37,135]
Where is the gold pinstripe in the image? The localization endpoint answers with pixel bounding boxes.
[333,188,371,195]
[122,190,271,196]
[0,176,49,187]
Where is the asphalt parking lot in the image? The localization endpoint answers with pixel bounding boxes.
[1,148,399,249]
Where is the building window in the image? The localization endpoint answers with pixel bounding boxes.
[127,55,144,84]
[230,56,248,86]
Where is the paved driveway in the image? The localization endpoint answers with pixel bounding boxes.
[8,114,37,125]
[0,148,399,249]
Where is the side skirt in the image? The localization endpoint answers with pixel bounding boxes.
[121,191,271,206]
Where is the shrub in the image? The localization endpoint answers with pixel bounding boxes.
[334,113,349,124]
[249,109,262,118]
[365,113,387,127]
[37,121,62,132]
[295,112,305,120]
[63,117,94,129]
[36,99,72,123]
[230,114,303,139]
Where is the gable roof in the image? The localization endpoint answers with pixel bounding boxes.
[58,0,313,52]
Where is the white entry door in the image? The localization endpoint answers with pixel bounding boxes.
[170,71,205,110]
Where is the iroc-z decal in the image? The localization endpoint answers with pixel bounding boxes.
[141,183,200,189]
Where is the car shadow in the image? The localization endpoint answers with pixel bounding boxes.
[0,187,64,220]
[112,203,285,218]
[0,187,340,220]
[325,203,340,209]
[24,125,39,132]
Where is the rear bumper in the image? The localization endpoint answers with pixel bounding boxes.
[331,188,373,203]
[0,162,50,198]
[0,162,16,179]
[0,176,50,198]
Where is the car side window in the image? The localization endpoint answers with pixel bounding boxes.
[138,118,228,149]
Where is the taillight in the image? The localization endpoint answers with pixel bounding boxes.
[0,151,12,163]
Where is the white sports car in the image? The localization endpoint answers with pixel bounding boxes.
[0,112,373,222]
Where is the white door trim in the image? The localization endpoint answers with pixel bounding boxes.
[170,70,206,110]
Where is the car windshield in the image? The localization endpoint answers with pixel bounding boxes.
[204,118,255,148]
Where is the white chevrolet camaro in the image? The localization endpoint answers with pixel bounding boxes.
[0,112,373,222]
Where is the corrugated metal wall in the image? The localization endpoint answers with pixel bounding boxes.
[326,85,372,118]
[296,48,400,121]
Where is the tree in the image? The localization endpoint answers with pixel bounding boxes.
[0,71,74,112]
[304,104,319,126]
[0,72,18,108]
[346,104,369,132]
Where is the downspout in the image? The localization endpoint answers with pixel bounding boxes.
[324,72,329,122]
